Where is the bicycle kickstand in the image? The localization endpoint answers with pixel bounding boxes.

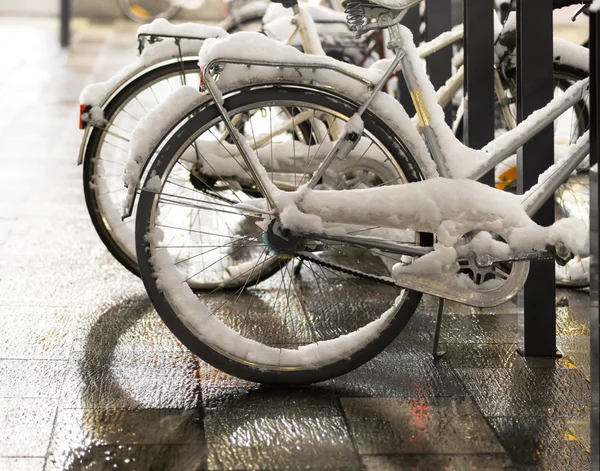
[432,297,446,360]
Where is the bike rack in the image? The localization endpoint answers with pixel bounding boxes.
[515,0,558,357]
[589,6,599,468]
[424,0,452,123]
[60,0,71,47]
[463,0,494,187]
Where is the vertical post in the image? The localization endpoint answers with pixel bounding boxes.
[60,0,71,48]
[463,0,494,186]
[589,7,599,470]
[516,0,556,357]
[425,0,452,123]
[398,6,420,115]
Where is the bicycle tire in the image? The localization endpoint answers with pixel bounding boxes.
[82,60,201,276]
[135,84,426,384]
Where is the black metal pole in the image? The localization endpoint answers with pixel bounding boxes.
[398,6,420,115]
[589,7,599,470]
[425,0,452,123]
[60,0,71,48]
[515,0,556,357]
[463,0,494,186]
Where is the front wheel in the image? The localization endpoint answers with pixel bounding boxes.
[135,84,426,384]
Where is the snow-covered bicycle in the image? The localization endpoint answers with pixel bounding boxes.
[125,0,591,384]
[79,0,589,282]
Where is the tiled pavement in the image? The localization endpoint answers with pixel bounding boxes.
[0,16,592,471]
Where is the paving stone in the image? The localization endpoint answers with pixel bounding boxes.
[60,351,202,410]
[0,359,67,398]
[557,335,591,379]
[47,444,206,471]
[489,417,591,470]
[199,362,260,409]
[71,295,185,355]
[362,454,515,471]
[555,305,589,336]
[446,343,520,369]
[456,367,590,418]
[324,344,466,398]
[47,408,206,469]
[0,306,77,360]
[0,398,57,457]
[205,388,360,470]
[441,314,519,344]
[341,397,504,455]
[0,457,45,471]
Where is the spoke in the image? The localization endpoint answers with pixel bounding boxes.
[102,140,129,153]
[134,96,149,114]
[334,140,373,191]
[285,262,319,343]
[207,128,254,181]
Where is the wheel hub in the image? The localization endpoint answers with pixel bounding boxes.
[263,220,305,258]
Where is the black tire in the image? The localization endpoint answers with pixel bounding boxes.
[135,84,427,384]
[82,60,201,276]
[117,0,180,23]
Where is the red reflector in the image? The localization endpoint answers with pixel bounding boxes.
[200,67,206,88]
[79,104,91,130]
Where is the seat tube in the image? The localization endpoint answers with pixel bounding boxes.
[389,24,449,177]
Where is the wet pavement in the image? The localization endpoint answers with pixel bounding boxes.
[0,16,592,471]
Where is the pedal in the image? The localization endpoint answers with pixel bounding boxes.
[546,243,574,267]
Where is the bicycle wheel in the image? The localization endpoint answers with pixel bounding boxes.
[117,0,180,23]
[82,60,201,276]
[135,84,426,384]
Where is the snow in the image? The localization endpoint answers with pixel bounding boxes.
[144,173,162,192]
[296,178,588,256]
[171,0,205,8]
[591,0,600,12]
[552,38,589,72]
[136,18,227,40]
[295,6,326,56]
[79,20,226,108]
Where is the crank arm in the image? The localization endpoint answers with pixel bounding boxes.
[474,250,555,268]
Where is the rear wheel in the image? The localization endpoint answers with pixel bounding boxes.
[135,85,426,384]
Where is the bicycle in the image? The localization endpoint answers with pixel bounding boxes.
[126,0,591,384]
[80,0,589,283]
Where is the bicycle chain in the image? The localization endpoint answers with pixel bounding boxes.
[294,251,400,287]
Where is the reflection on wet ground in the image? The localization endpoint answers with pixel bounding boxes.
[0,17,591,471]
